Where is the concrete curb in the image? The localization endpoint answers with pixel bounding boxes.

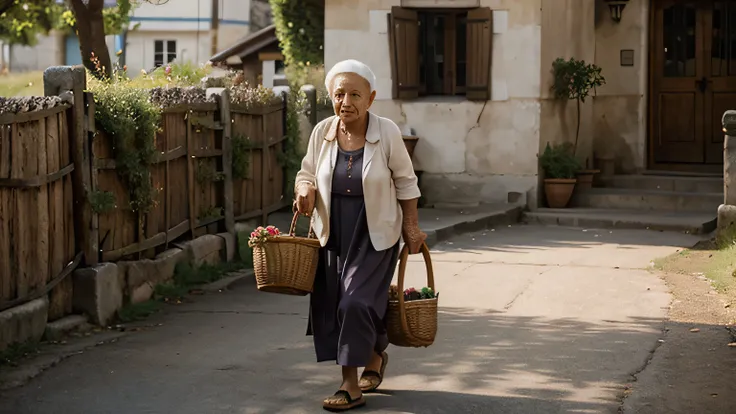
[199,270,254,293]
[423,205,523,248]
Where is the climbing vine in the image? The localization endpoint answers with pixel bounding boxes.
[90,190,116,214]
[232,134,255,180]
[89,78,160,214]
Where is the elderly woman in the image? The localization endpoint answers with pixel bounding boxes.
[294,59,426,411]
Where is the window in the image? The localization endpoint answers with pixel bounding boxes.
[388,7,492,100]
[154,40,177,67]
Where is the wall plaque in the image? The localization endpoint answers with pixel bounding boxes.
[620,49,635,67]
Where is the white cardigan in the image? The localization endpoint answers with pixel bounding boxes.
[294,113,421,251]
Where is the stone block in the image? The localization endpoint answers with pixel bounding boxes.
[0,298,49,352]
[121,248,188,293]
[217,232,236,262]
[183,234,226,266]
[44,315,89,341]
[130,282,154,304]
[72,263,122,326]
[717,204,736,245]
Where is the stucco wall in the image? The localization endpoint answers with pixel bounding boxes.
[538,0,596,164]
[593,0,648,173]
[324,0,542,207]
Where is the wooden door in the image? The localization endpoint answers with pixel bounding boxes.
[651,0,736,168]
[703,1,736,164]
[651,0,706,164]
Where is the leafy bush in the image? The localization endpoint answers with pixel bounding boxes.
[539,142,582,180]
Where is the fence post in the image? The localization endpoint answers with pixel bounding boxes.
[300,84,317,129]
[718,111,736,243]
[207,87,234,234]
[43,66,98,266]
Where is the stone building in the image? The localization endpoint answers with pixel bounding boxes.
[323,0,726,231]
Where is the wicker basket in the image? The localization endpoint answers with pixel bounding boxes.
[386,243,437,347]
[252,212,321,296]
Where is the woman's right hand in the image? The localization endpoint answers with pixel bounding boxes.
[294,182,316,216]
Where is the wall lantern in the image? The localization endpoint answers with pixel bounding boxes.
[604,0,629,23]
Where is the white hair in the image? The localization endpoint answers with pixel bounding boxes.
[324,59,377,97]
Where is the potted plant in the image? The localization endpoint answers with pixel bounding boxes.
[539,142,582,208]
[551,57,606,190]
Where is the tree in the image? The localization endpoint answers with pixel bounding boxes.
[0,0,162,78]
[0,0,61,46]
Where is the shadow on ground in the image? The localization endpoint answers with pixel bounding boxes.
[0,275,671,414]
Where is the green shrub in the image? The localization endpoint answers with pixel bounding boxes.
[270,0,324,72]
[539,142,582,179]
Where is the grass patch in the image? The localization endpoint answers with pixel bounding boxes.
[654,238,736,304]
[116,260,249,323]
[117,300,163,323]
[0,71,44,97]
[0,340,41,367]
[153,261,247,302]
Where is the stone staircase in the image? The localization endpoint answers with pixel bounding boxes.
[523,174,723,234]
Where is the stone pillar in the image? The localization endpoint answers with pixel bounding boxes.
[717,111,736,243]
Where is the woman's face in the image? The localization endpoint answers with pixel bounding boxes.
[331,73,376,125]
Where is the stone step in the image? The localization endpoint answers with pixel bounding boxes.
[572,188,722,213]
[524,208,717,234]
[599,174,723,193]
[44,314,92,341]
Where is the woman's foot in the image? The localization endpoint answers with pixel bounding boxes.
[359,351,388,393]
[323,383,364,412]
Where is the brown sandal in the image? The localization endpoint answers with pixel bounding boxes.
[322,390,366,412]
[359,351,388,393]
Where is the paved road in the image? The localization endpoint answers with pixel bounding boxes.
[0,225,702,414]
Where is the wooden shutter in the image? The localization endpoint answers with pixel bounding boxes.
[466,7,493,101]
[388,7,420,100]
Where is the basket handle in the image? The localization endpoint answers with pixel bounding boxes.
[288,210,317,239]
[396,242,434,335]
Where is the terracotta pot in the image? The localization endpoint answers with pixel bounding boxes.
[544,178,577,208]
[576,169,600,191]
[403,135,419,159]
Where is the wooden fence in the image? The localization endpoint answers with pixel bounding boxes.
[0,83,290,319]
[92,94,289,263]
[0,105,81,321]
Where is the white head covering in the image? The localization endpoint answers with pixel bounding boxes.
[324,59,377,98]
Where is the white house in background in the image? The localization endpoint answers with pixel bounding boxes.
[124,0,251,74]
[5,0,251,74]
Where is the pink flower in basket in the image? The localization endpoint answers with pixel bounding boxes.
[248,225,282,247]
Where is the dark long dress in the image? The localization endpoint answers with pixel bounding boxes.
[306,146,400,367]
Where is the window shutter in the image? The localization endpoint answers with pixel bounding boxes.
[466,8,493,101]
[388,7,420,100]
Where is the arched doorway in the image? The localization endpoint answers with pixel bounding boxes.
[648,0,735,173]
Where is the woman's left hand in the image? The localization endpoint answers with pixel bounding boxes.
[403,225,427,254]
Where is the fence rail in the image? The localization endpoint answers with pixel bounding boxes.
[0,70,290,322]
